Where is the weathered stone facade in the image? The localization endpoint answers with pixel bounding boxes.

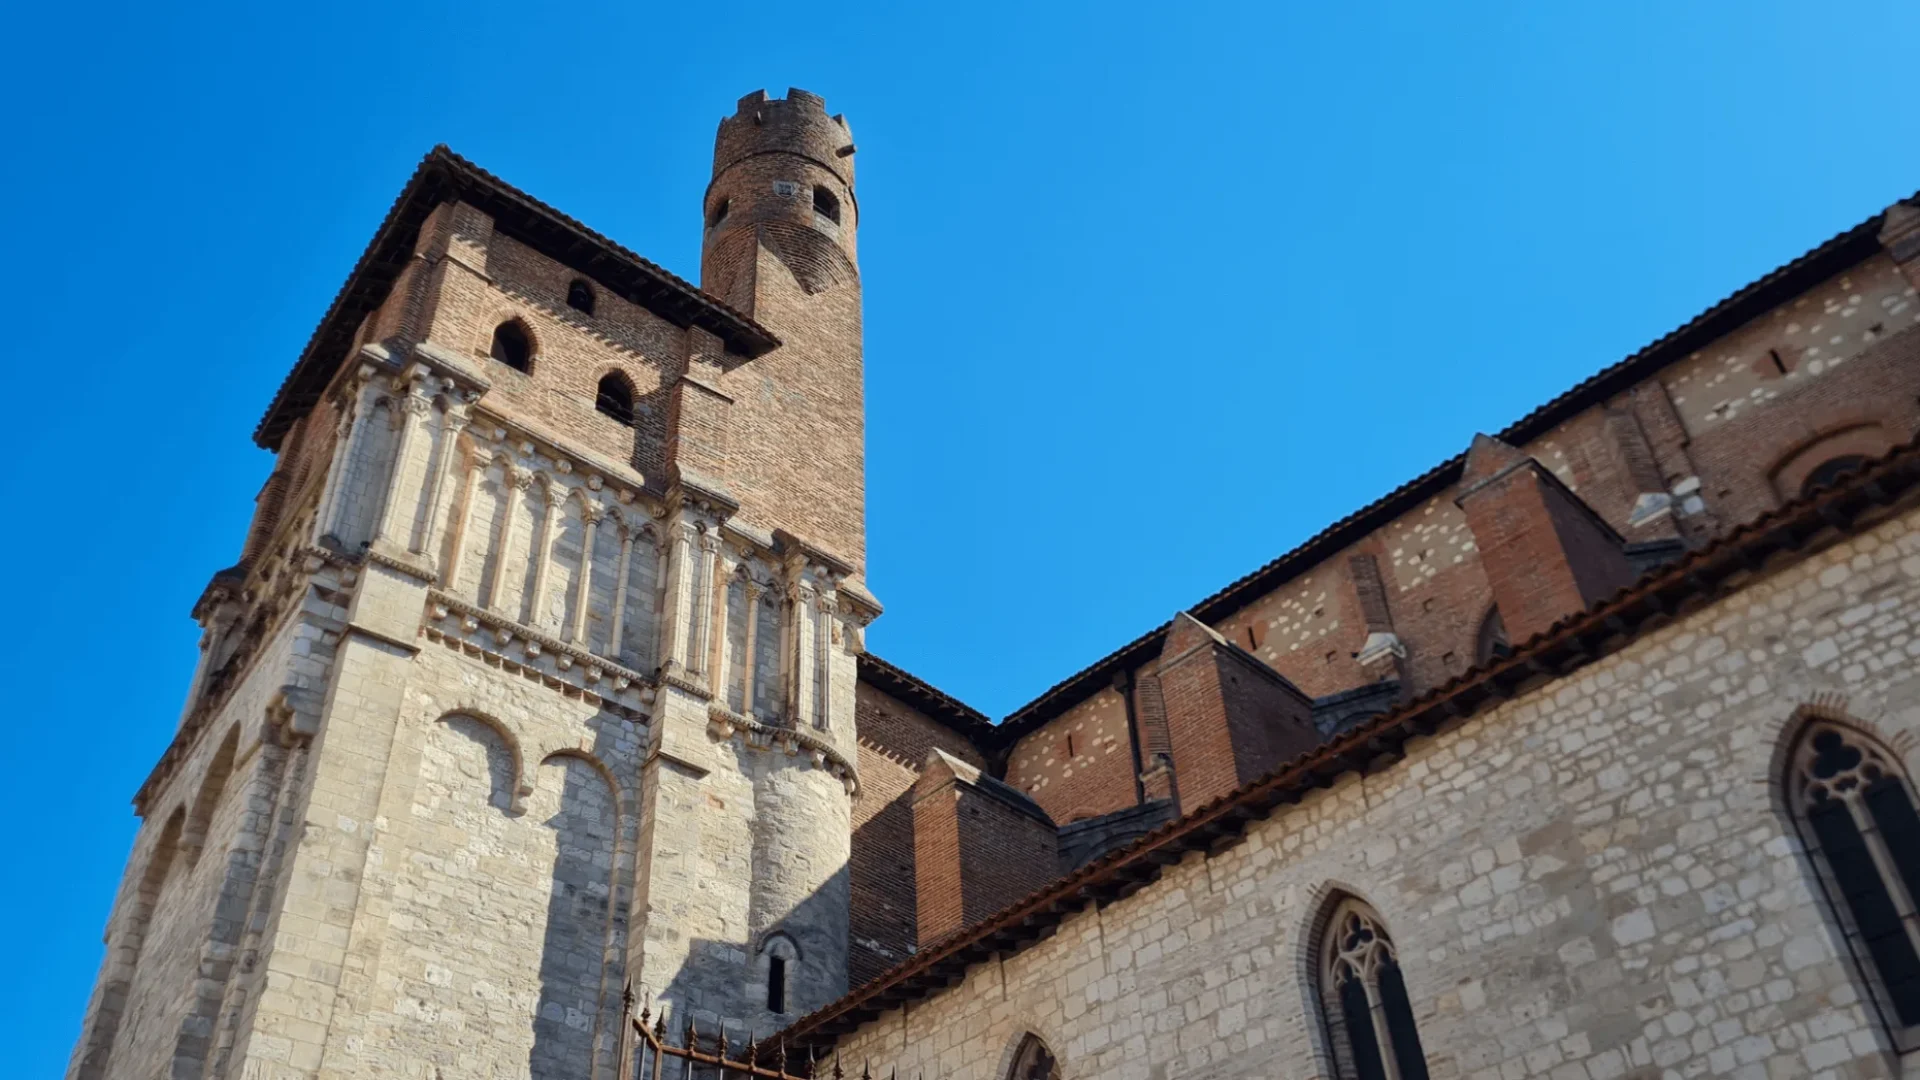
[824,497,1920,1078]
[63,85,1920,1080]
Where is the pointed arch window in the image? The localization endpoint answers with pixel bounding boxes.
[595,372,635,426]
[1788,720,1920,1046]
[1006,1034,1058,1080]
[1317,898,1429,1080]
[490,320,533,373]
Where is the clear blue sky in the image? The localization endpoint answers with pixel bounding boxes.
[6,0,1919,1070]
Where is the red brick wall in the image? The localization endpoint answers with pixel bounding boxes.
[1157,616,1318,811]
[913,755,1059,943]
[1003,688,1136,823]
[849,681,988,986]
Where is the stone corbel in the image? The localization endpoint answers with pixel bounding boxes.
[267,685,323,747]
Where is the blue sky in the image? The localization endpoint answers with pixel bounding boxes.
[6,0,1920,1070]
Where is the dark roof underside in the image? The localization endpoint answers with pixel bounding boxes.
[253,146,779,451]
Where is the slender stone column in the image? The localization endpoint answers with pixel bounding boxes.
[411,405,469,556]
[812,588,836,730]
[607,524,635,662]
[787,576,818,727]
[372,376,432,548]
[707,550,737,697]
[526,483,561,629]
[315,374,379,545]
[487,465,531,613]
[739,581,763,716]
[440,449,484,592]
[570,501,602,645]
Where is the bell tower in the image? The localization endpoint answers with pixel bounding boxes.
[696,88,868,574]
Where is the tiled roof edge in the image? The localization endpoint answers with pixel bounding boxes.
[993,197,1902,742]
[857,652,997,748]
[251,145,780,451]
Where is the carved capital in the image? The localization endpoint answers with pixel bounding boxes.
[508,465,536,491]
[579,500,606,525]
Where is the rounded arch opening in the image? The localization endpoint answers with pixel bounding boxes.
[758,931,801,1016]
[490,319,535,373]
[1474,605,1510,666]
[595,371,635,426]
[566,279,595,315]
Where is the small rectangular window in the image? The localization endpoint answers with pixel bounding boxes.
[767,955,787,1013]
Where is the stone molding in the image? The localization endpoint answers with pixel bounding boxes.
[705,703,860,795]
[425,589,657,722]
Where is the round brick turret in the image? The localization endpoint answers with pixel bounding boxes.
[702,88,858,303]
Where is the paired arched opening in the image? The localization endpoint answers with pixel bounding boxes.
[490,319,534,373]
[1786,717,1920,1047]
[1314,895,1429,1080]
[595,372,635,426]
[1006,1033,1058,1080]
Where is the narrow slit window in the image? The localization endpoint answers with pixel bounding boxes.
[767,955,787,1013]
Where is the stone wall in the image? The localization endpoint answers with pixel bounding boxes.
[832,500,1920,1079]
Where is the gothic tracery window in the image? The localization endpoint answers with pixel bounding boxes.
[1007,1034,1058,1080]
[1318,898,1429,1080]
[1788,721,1920,1044]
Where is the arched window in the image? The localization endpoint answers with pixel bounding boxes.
[760,933,799,1015]
[1474,606,1510,667]
[812,185,840,224]
[1787,720,1920,1045]
[1006,1034,1058,1080]
[707,197,729,229]
[1801,455,1872,497]
[1316,897,1429,1080]
[566,279,595,315]
[594,373,635,426]
[490,320,533,373]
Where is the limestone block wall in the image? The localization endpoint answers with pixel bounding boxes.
[69,601,322,1080]
[833,502,1920,1079]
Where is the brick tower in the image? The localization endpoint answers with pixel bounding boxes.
[67,88,875,1080]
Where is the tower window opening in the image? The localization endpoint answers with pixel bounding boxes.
[567,279,595,315]
[812,185,840,224]
[595,373,635,426]
[490,321,533,373]
[767,955,787,1013]
[708,198,729,229]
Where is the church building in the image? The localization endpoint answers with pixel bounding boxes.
[65,89,1920,1080]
